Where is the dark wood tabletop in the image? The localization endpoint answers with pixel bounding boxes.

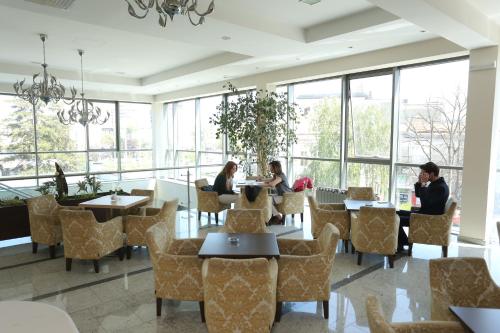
[198,233,280,259]
[344,199,395,211]
[449,306,500,333]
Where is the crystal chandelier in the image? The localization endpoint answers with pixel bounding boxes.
[125,0,215,27]
[57,50,110,127]
[13,34,67,105]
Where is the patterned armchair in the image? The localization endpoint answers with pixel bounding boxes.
[347,186,376,200]
[240,187,273,222]
[308,195,350,253]
[146,222,205,320]
[429,257,500,321]
[276,191,305,223]
[408,200,456,258]
[351,207,399,268]
[26,194,84,258]
[59,210,124,273]
[125,199,178,259]
[276,223,340,320]
[202,257,278,333]
[366,295,465,333]
[195,178,230,225]
[220,209,268,233]
[126,189,155,215]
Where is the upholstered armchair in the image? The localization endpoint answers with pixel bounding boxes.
[429,257,500,322]
[195,178,230,225]
[126,189,155,215]
[26,194,84,258]
[276,223,340,320]
[366,295,466,333]
[146,222,205,320]
[276,191,305,223]
[125,199,178,259]
[347,186,376,200]
[408,200,456,258]
[351,207,399,268]
[59,210,124,273]
[220,209,268,233]
[240,187,273,222]
[308,195,350,253]
[202,257,278,333]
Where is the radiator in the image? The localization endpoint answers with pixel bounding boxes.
[315,187,347,204]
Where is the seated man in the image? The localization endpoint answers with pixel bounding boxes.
[397,162,449,252]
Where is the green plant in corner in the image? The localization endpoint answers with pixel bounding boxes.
[210,83,300,176]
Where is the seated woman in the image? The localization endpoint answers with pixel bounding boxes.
[265,160,292,223]
[213,161,239,205]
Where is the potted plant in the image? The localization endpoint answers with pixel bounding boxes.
[210,83,300,176]
[0,197,29,241]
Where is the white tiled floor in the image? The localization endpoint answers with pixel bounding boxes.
[1,208,499,332]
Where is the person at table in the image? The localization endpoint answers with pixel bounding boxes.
[213,161,239,205]
[265,160,292,224]
[397,161,449,252]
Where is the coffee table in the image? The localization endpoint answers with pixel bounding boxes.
[198,233,280,259]
[450,306,500,333]
[344,199,394,211]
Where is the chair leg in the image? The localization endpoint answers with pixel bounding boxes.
[49,245,56,259]
[32,242,38,254]
[322,300,329,319]
[126,246,132,260]
[291,214,295,219]
[442,246,448,258]
[343,240,349,253]
[93,259,100,273]
[65,258,72,271]
[198,210,201,221]
[199,301,205,323]
[388,255,395,268]
[408,243,413,256]
[282,215,286,225]
[156,298,162,316]
[215,213,219,225]
[351,241,355,254]
[118,247,125,261]
[300,212,304,222]
[357,252,363,265]
[275,302,282,322]
[208,212,211,220]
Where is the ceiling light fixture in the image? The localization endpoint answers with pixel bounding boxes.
[13,34,70,106]
[57,50,110,127]
[299,0,322,5]
[125,0,215,27]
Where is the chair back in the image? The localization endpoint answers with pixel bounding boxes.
[146,222,170,267]
[366,295,397,333]
[354,207,398,255]
[317,223,340,261]
[307,194,319,211]
[204,258,276,333]
[130,189,155,206]
[27,194,59,216]
[158,199,178,238]
[195,178,209,189]
[347,187,376,200]
[26,194,62,244]
[240,187,272,221]
[279,191,305,214]
[222,209,267,233]
[59,210,99,259]
[429,257,500,321]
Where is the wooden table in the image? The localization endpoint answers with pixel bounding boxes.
[344,199,395,211]
[198,233,280,259]
[450,306,500,333]
[79,195,150,220]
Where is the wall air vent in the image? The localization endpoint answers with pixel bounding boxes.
[24,0,76,10]
[299,0,322,5]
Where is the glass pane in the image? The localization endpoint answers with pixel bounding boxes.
[89,152,118,173]
[0,154,36,178]
[276,85,288,96]
[200,96,223,152]
[200,153,223,165]
[348,75,392,158]
[119,102,152,150]
[121,151,153,170]
[37,152,86,175]
[176,151,195,167]
[199,166,221,183]
[292,158,340,188]
[293,79,342,159]
[347,163,390,200]
[175,100,195,150]
[398,60,469,165]
[88,102,116,150]
[122,171,154,179]
[0,95,35,153]
[36,101,86,152]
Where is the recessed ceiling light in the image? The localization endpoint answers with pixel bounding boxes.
[420,30,426,33]
[348,46,353,49]
[221,35,231,40]
[299,0,322,5]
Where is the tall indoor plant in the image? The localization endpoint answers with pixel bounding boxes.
[210,83,299,175]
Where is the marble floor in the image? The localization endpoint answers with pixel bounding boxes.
[1,208,499,333]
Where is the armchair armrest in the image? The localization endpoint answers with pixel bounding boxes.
[278,254,331,285]
[409,213,451,245]
[198,191,219,200]
[98,216,123,234]
[157,254,204,274]
[167,238,204,255]
[145,207,161,216]
[59,205,85,211]
[277,239,320,255]
[318,203,346,211]
[34,213,58,225]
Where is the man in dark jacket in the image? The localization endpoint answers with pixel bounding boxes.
[397,162,449,251]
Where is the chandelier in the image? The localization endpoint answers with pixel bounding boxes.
[125,0,215,27]
[57,50,110,127]
[13,34,68,105]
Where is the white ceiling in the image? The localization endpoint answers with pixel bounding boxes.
[0,0,497,97]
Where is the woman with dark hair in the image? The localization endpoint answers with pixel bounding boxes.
[265,160,292,223]
[213,161,239,205]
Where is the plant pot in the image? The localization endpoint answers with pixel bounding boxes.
[0,204,29,241]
